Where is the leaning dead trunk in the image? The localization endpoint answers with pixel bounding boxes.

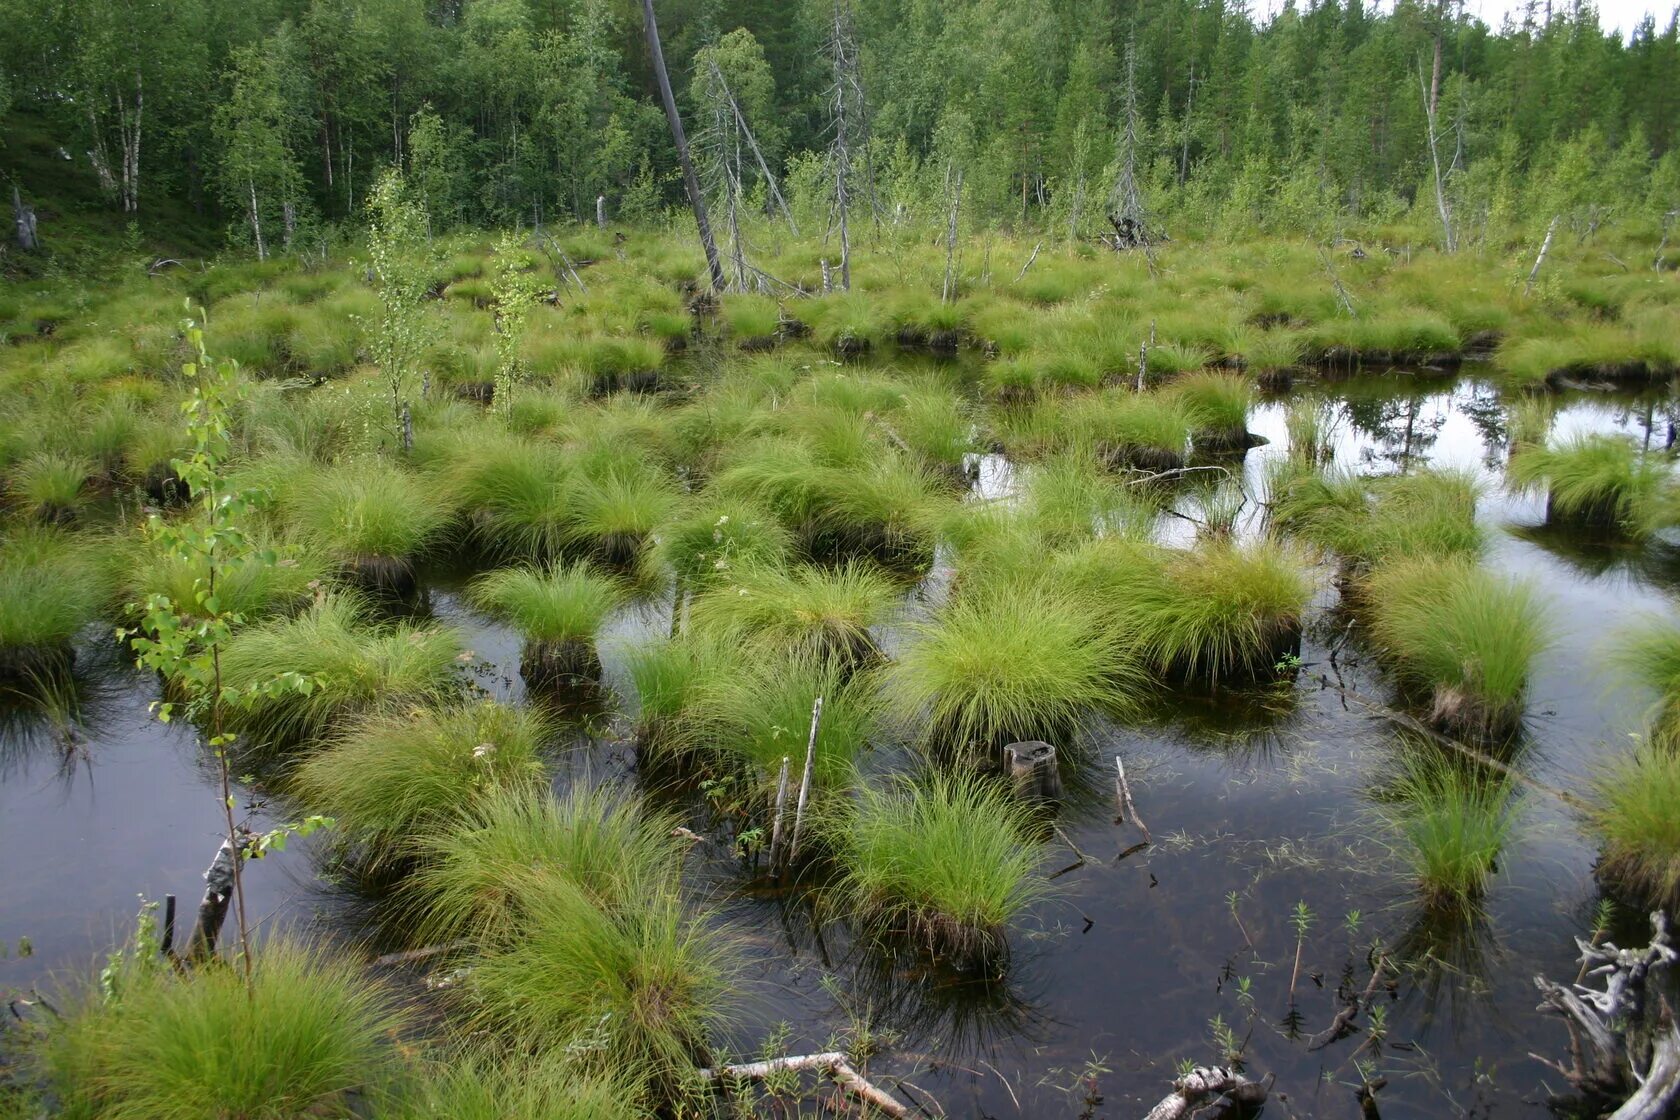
[186,828,253,961]
[641,0,725,292]
[12,184,38,251]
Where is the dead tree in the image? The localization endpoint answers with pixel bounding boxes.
[1106,38,1150,251]
[1525,215,1558,297]
[641,0,725,292]
[694,57,798,293]
[1419,57,1457,252]
[941,163,963,303]
[824,0,869,290]
[12,184,39,251]
[1532,911,1680,1120]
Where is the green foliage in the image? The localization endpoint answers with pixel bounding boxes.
[1272,467,1484,568]
[290,702,549,857]
[366,169,434,450]
[1363,559,1550,737]
[283,458,452,580]
[468,561,624,644]
[1608,621,1680,740]
[688,650,882,783]
[41,937,405,1119]
[832,772,1045,970]
[392,1052,637,1120]
[654,497,794,587]
[489,233,544,416]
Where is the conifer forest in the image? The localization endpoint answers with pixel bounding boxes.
[4,0,1680,1117]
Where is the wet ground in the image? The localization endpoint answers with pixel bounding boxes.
[3,367,1676,1118]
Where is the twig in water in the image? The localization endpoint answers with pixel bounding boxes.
[1114,755,1149,843]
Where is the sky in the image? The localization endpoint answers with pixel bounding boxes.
[1258,0,1677,36]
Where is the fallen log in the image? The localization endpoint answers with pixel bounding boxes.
[699,1051,911,1118]
[1142,1066,1270,1120]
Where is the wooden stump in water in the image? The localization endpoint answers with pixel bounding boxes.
[1003,741,1063,803]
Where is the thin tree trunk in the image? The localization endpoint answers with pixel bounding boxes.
[1419,62,1455,252]
[641,0,725,292]
[1525,215,1558,296]
[12,185,39,251]
[248,179,266,261]
[942,164,962,303]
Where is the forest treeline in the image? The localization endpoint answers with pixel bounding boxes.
[3,0,1679,251]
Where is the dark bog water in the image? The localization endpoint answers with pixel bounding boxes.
[4,369,1678,1118]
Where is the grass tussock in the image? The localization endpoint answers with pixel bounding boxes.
[393,1052,637,1120]
[469,562,623,682]
[464,877,737,1089]
[41,938,405,1120]
[1363,558,1550,738]
[688,560,896,665]
[832,772,1045,972]
[1271,466,1483,568]
[407,784,683,946]
[1587,734,1680,907]
[0,527,109,670]
[290,701,549,858]
[687,651,881,785]
[284,458,452,589]
[1507,432,1672,535]
[887,582,1141,756]
[654,497,794,587]
[1377,744,1518,908]
[218,593,462,745]
[1607,620,1680,739]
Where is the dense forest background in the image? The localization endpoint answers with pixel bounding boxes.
[2,0,1678,255]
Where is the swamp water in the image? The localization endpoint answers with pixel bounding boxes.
[3,369,1677,1118]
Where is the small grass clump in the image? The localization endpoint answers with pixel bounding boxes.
[125,527,327,625]
[393,1052,636,1120]
[888,582,1140,757]
[1607,621,1680,739]
[832,772,1045,972]
[688,561,896,665]
[1507,432,1672,535]
[285,459,452,591]
[290,701,549,859]
[721,293,783,345]
[464,878,737,1089]
[408,784,683,945]
[0,528,109,674]
[1587,735,1680,907]
[654,497,794,587]
[1171,371,1255,451]
[1363,559,1550,738]
[689,651,881,785]
[9,450,95,522]
[41,938,405,1120]
[218,594,462,745]
[625,633,742,756]
[438,433,574,560]
[1110,539,1312,684]
[1272,466,1484,569]
[469,561,623,684]
[565,461,678,566]
[1378,745,1517,909]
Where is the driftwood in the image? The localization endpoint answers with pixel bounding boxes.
[371,940,473,967]
[700,1051,910,1118]
[1142,1066,1270,1120]
[1114,755,1149,843]
[1532,911,1680,1120]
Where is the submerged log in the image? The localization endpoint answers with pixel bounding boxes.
[699,1051,910,1118]
[1142,1066,1270,1120]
